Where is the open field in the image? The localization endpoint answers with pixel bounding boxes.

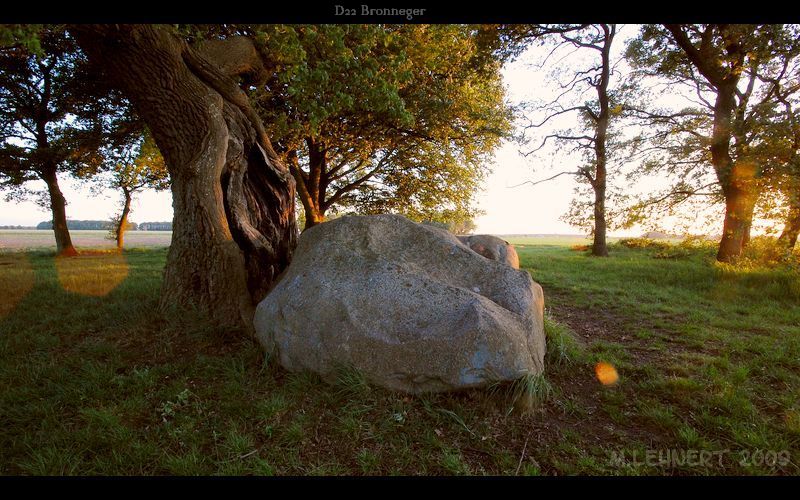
[0,230,172,251]
[0,240,798,475]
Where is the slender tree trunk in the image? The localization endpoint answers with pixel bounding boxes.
[592,181,609,257]
[73,25,297,332]
[590,24,613,258]
[116,188,132,250]
[741,214,752,249]
[778,199,800,250]
[40,166,77,257]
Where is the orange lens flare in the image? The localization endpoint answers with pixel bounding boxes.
[595,362,619,386]
[56,252,129,297]
[0,253,35,318]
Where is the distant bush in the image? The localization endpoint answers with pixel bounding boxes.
[617,235,718,260]
[735,236,799,269]
[618,237,671,250]
[652,246,693,259]
[677,234,718,251]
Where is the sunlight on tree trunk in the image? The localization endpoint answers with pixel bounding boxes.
[115,189,132,250]
[42,167,77,257]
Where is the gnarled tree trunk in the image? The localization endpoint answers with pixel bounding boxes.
[73,25,297,332]
[41,166,77,257]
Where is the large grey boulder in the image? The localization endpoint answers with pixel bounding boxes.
[254,214,545,393]
[457,234,520,269]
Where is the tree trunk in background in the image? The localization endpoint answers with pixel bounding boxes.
[716,163,758,263]
[288,147,327,230]
[73,25,297,332]
[778,201,800,250]
[41,166,77,257]
[664,25,756,264]
[590,24,613,258]
[711,86,756,263]
[592,181,609,257]
[116,189,132,250]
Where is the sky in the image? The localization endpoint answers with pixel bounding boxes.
[0,26,750,236]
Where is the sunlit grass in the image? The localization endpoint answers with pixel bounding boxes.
[55,251,129,297]
[0,253,35,319]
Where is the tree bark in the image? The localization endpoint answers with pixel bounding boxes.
[288,146,327,230]
[592,181,609,257]
[72,25,297,332]
[778,198,800,250]
[590,24,613,258]
[717,180,757,262]
[40,166,78,257]
[710,78,757,263]
[116,188,132,250]
[665,25,756,263]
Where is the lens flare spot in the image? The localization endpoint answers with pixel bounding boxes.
[56,251,129,297]
[0,253,35,318]
[595,362,619,386]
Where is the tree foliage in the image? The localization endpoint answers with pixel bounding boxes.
[0,26,135,254]
[102,129,169,247]
[624,24,800,258]
[252,24,512,229]
[515,24,631,256]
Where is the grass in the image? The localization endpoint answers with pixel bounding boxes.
[0,237,799,475]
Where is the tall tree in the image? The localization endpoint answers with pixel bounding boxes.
[516,24,621,256]
[0,27,119,256]
[70,25,297,332]
[256,25,511,230]
[625,24,800,262]
[757,63,800,251]
[105,130,169,249]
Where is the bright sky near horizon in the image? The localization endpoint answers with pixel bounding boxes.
[0,26,739,236]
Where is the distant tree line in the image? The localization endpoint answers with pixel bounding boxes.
[36,219,118,230]
[35,219,173,231]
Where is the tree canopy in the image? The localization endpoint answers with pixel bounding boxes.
[0,26,135,255]
[252,24,512,229]
[624,24,800,260]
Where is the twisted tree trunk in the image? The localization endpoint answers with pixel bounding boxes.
[73,25,297,332]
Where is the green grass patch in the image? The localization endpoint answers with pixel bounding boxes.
[1,239,799,475]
